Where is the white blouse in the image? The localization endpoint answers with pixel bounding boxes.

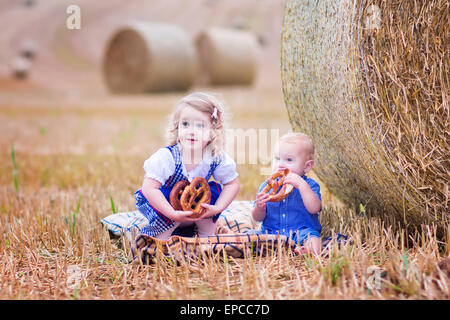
[143,144,239,185]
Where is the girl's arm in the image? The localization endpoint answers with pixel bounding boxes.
[141,177,196,222]
[201,178,240,218]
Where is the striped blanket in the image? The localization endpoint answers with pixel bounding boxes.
[133,233,297,263]
[101,200,350,263]
[101,201,259,239]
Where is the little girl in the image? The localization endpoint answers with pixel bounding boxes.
[134,92,240,239]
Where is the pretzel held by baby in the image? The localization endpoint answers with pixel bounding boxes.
[262,168,294,202]
[169,177,211,218]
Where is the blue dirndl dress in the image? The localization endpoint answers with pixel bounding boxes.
[134,144,223,237]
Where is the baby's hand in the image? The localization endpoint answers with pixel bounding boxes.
[255,192,270,209]
[283,172,303,189]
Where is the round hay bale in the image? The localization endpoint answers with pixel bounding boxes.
[23,0,35,7]
[103,22,197,93]
[196,27,259,86]
[11,56,31,79]
[281,0,449,233]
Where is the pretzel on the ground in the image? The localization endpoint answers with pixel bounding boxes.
[169,177,211,218]
[262,168,294,202]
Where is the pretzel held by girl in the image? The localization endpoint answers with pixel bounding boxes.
[170,177,211,218]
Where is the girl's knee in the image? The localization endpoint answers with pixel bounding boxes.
[196,219,217,237]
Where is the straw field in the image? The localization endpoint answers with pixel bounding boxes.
[0,90,449,300]
[281,0,449,237]
[0,0,448,301]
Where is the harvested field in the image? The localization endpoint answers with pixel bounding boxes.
[0,0,448,301]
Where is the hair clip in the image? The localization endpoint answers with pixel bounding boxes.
[211,107,218,119]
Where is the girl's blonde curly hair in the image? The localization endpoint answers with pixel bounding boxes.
[165,91,227,159]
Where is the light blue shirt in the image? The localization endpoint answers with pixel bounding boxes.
[255,175,322,238]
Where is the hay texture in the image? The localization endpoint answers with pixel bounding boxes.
[103,22,197,93]
[281,0,449,232]
[196,27,259,85]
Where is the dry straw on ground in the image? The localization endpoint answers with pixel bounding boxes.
[281,0,449,236]
[103,21,197,93]
[1,185,448,299]
[0,93,448,299]
[196,27,260,85]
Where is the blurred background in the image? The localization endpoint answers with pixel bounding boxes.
[0,0,284,96]
[0,0,325,204]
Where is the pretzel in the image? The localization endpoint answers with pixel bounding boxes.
[262,168,294,202]
[169,177,211,218]
[169,180,190,211]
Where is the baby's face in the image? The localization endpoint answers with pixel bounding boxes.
[178,106,212,157]
[272,141,313,176]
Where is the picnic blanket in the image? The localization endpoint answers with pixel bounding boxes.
[133,233,297,263]
[101,201,258,240]
[101,200,351,263]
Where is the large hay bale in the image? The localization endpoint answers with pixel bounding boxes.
[281,0,449,233]
[196,27,259,85]
[103,22,197,93]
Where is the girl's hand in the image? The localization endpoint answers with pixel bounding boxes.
[255,191,270,209]
[200,203,222,218]
[171,210,202,223]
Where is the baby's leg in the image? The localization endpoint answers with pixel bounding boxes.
[303,236,321,256]
[196,218,217,237]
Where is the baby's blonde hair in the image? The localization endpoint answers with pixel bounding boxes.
[166,91,227,158]
[278,132,315,160]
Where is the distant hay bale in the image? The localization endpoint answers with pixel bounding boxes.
[196,27,259,86]
[281,0,449,234]
[20,39,37,59]
[103,22,197,93]
[11,56,31,79]
[23,0,35,7]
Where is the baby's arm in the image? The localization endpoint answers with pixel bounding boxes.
[284,174,321,214]
[201,177,240,218]
[251,192,270,222]
[141,177,197,222]
[297,179,321,214]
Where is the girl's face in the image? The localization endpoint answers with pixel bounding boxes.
[178,105,212,155]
